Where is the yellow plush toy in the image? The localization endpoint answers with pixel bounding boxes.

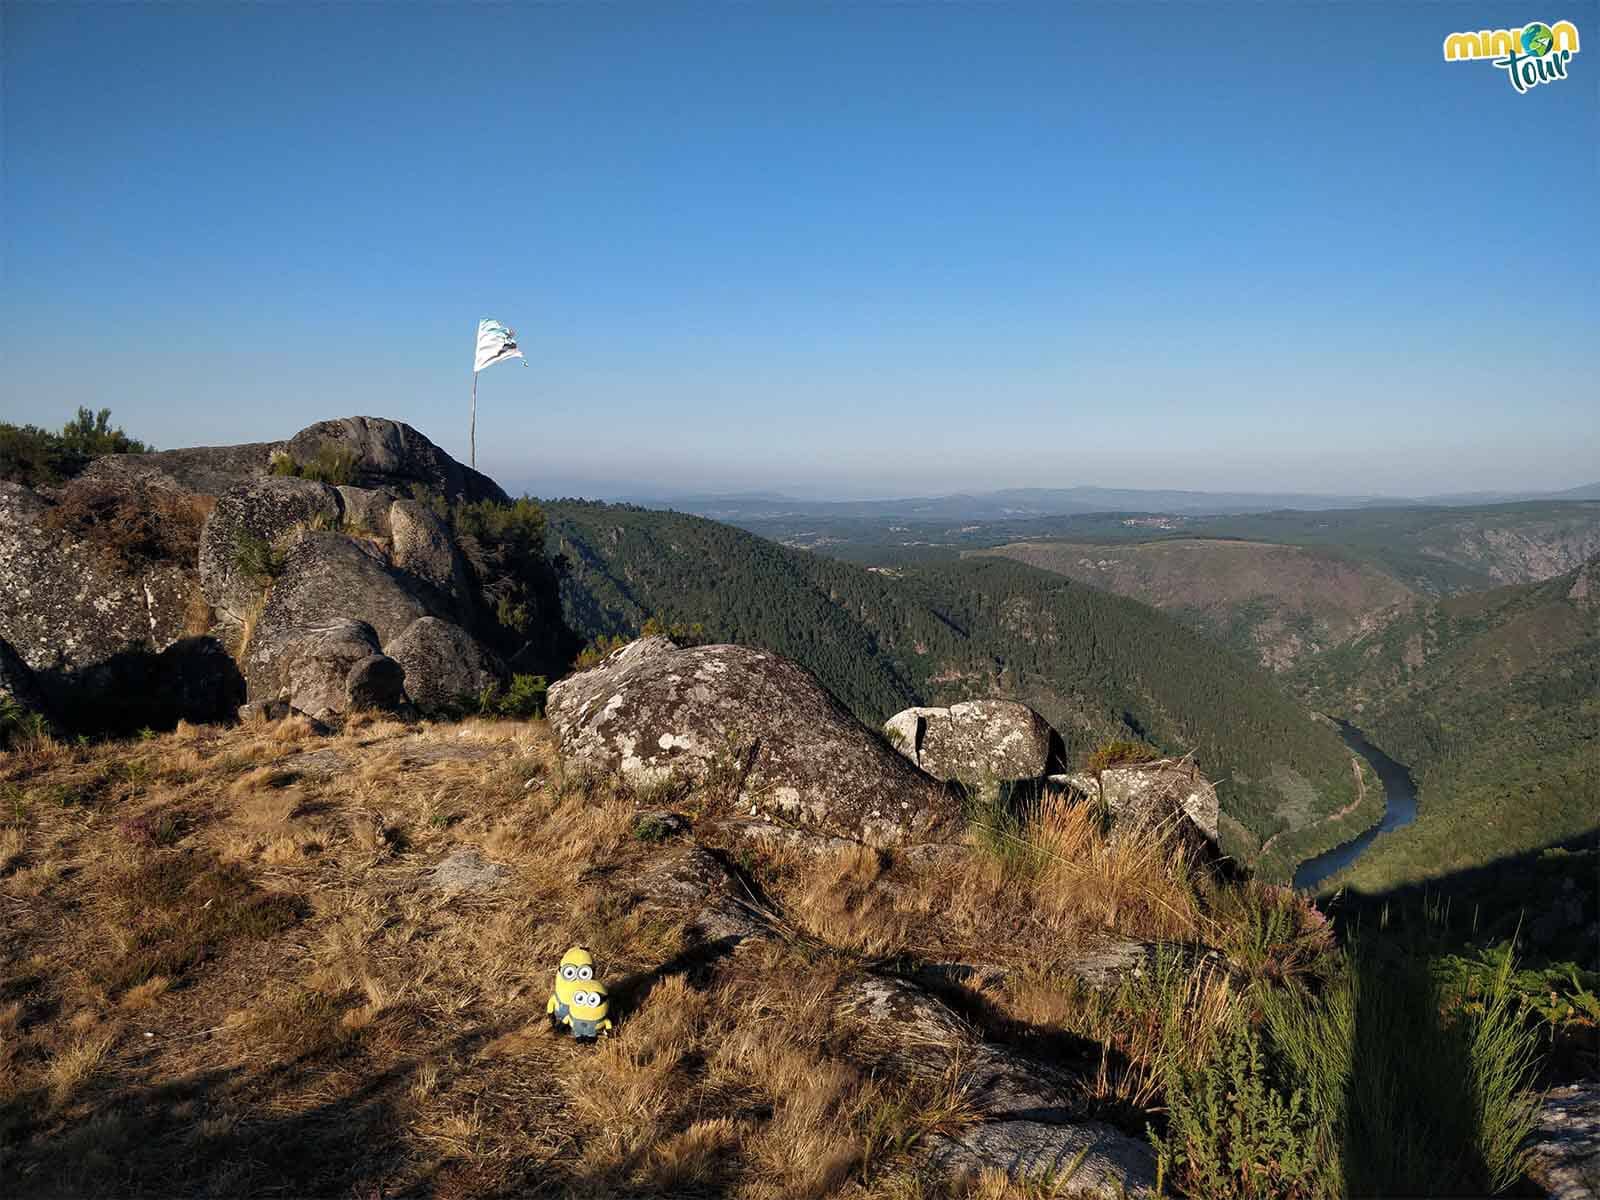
[546,946,595,1029]
[563,981,612,1041]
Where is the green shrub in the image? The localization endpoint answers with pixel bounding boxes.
[475,674,548,719]
[575,633,631,670]
[0,695,51,749]
[1153,1010,1329,1200]
[0,407,150,487]
[1238,939,1542,1199]
[232,531,287,583]
[406,488,573,671]
[1217,883,1337,989]
[632,812,679,842]
[269,444,357,485]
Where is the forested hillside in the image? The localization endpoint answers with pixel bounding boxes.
[1294,557,1600,892]
[544,501,1362,866]
[970,538,1417,670]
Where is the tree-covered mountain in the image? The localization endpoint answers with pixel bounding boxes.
[544,501,1363,869]
[1292,557,1600,892]
[970,538,1418,671]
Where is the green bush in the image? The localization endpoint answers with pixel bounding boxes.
[1229,938,1541,1199]
[476,674,548,720]
[269,444,357,485]
[1154,1010,1328,1200]
[0,695,51,750]
[232,532,287,583]
[405,488,573,671]
[0,407,150,487]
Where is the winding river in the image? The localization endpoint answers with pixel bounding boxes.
[1292,720,1419,891]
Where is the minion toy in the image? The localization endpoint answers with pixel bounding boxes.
[547,946,596,1029]
[563,981,612,1042]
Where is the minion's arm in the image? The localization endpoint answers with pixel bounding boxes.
[600,1019,612,1032]
[546,994,557,1015]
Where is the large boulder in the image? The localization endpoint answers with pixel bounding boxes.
[883,700,1062,789]
[1059,757,1219,846]
[384,616,505,716]
[278,417,507,504]
[243,532,439,701]
[345,654,408,713]
[336,484,401,539]
[546,638,963,846]
[76,441,275,498]
[197,476,343,622]
[0,480,207,719]
[280,619,384,724]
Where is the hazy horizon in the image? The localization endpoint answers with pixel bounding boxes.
[4,2,1596,499]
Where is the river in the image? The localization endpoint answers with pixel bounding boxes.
[1292,720,1419,891]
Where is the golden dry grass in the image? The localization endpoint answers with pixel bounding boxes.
[0,713,1260,1199]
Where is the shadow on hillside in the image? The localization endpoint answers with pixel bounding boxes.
[1327,830,1597,1197]
[1328,828,1600,979]
[0,1015,746,1200]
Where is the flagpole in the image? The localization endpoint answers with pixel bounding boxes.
[470,370,478,470]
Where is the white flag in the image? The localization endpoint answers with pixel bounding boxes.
[474,318,527,373]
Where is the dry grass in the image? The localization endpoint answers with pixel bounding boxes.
[0,713,1270,1199]
[45,1031,115,1107]
[753,789,1209,980]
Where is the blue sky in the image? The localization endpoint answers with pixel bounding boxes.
[3,1,1596,499]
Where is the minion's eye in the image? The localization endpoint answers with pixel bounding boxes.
[561,966,577,981]
[578,965,593,980]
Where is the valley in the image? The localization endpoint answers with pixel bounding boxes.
[544,497,1600,893]
[543,500,1366,874]
[967,538,1416,671]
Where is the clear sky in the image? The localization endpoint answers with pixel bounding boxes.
[3,1,1596,500]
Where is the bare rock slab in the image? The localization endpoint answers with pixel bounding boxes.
[428,848,510,894]
[546,638,962,846]
[928,1120,1157,1197]
[839,976,1156,1196]
[1528,1082,1600,1200]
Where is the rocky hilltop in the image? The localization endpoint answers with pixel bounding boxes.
[0,417,564,736]
[0,419,1587,1199]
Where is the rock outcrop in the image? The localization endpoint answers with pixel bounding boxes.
[241,534,500,721]
[1059,757,1220,846]
[277,619,386,725]
[1527,1082,1600,1200]
[841,976,1157,1196]
[883,699,1062,789]
[0,481,199,686]
[546,638,963,846]
[278,417,507,504]
[1,415,554,732]
[197,476,344,623]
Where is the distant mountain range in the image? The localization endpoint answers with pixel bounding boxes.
[659,483,1600,522]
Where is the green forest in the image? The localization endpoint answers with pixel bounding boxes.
[544,501,1362,866]
[1294,560,1600,893]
